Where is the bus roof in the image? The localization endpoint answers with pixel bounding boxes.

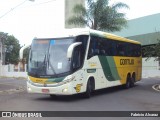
[89,29,141,44]
[34,28,141,45]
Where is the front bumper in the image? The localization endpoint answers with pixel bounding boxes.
[27,81,75,95]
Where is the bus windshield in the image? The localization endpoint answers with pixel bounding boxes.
[28,38,74,77]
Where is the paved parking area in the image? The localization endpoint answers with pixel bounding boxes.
[0,77,26,94]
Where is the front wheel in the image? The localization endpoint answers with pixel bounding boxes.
[84,80,92,98]
[50,94,57,98]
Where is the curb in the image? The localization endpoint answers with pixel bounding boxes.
[152,84,160,92]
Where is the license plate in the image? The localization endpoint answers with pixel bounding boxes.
[42,89,49,93]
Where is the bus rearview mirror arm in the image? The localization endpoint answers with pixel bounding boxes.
[67,42,82,60]
[19,44,31,60]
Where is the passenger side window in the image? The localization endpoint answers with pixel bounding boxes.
[116,42,126,56]
[87,35,141,58]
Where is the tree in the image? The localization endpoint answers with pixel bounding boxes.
[142,39,160,61]
[0,32,21,64]
[67,0,129,32]
[23,47,30,63]
[142,40,160,89]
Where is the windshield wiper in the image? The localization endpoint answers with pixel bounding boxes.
[37,54,47,75]
[43,54,47,65]
[47,53,58,77]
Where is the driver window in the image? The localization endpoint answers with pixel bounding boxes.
[72,46,83,71]
[87,36,98,59]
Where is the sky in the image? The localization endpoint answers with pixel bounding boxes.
[0,0,160,45]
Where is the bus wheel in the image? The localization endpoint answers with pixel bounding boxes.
[130,75,135,87]
[50,94,57,98]
[84,80,92,98]
[125,75,131,89]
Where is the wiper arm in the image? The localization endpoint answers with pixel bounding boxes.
[38,54,47,74]
[43,54,47,65]
[47,53,58,77]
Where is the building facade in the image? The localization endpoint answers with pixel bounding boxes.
[113,13,160,46]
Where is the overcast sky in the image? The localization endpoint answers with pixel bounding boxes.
[0,0,160,45]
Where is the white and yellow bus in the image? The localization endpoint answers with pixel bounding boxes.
[20,29,142,98]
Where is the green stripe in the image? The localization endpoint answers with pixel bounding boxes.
[46,77,65,83]
[98,56,120,81]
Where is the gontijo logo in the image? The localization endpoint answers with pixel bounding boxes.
[120,59,134,65]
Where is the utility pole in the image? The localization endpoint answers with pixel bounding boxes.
[0,36,4,76]
[0,36,4,65]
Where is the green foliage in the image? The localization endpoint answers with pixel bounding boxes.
[67,0,129,32]
[0,32,20,64]
[23,47,30,64]
[155,40,160,59]
[142,39,160,61]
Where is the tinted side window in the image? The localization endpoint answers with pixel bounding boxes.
[74,35,89,68]
[116,42,126,56]
[98,38,116,56]
[87,35,141,58]
[128,43,141,57]
[88,36,99,59]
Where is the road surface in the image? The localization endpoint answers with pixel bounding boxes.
[0,77,159,120]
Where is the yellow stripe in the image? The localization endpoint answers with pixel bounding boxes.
[29,76,48,84]
[103,33,140,44]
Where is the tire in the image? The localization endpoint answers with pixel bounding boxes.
[84,80,92,98]
[50,94,57,98]
[125,75,131,89]
[130,75,135,87]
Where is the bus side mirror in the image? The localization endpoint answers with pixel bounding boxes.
[19,44,31,60]
[67,42,82,59]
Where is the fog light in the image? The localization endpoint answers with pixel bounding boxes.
[28,87,31,92]
[62,88,68,93]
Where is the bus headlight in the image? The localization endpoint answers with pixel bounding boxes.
[58,76,75,86]
[62,88,68,93]
[27,78,33,84]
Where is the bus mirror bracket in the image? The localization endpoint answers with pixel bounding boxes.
[67,42,82,60]
[19,44,31,60]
